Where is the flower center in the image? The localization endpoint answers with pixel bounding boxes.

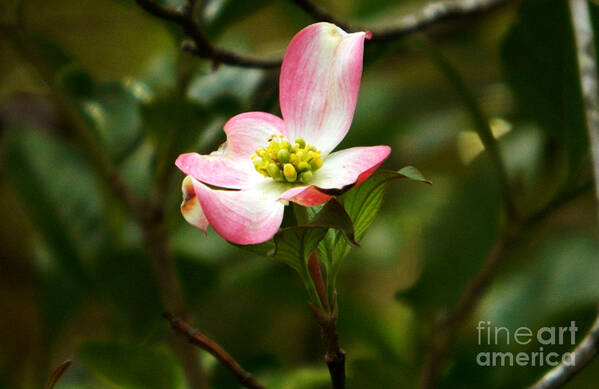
[251,135,323,183]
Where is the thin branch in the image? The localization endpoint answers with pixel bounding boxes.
[525,1,599,388]
[420,180,593,389]
[290,0,352,32]
[309,302,346,389]
[135,0,512,68]
[163,313,266,389]
[135,0,281,68]
[44,360,72,389]
[569,0,599,221]
[292,0,512,42]
[529,313,599,389]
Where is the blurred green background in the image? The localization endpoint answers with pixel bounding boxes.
[2,0,599,388]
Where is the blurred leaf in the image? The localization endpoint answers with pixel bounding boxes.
[260,366,330,389]
[38,269,86,344]
[28,0,178,83]
[57,64,94,98]
[242,199,356,274]
[187,67,264,116]
[93,249,163,337]
[399,160,501,312]
[3,127,105,277]
[318,168,431,275]
[45,360,72,389]
[501,0,588,172]
[175,254,220,308]
[78,342,183,389]
[140,94,212,166]
[119,141,154,195]
[202,0,275,37]
[481,228,599,329]
[30,33,73,74]
[340,299,414,365]
[78,81,144,160]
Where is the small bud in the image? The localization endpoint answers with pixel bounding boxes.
[295,138,306,148]
[277,149,290,163]
[283,163,297,182]
[300,170,313,183]
[267,163,280,177]
[297,161,310,171]
[310,156,323,170]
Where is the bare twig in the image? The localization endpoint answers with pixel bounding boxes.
[529,314,599,389]
[44,360,72,389]
[525,1,599,387]
[136,0,512,68]
[163,313,266,389]
[569,0,599,220]
[292,0,512,41]
[309,302,346,389]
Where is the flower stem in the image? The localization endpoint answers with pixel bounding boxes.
[310,301,346,389]
[308,252,330,312]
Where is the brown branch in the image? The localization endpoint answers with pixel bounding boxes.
[135,0,281,68]
[309,302,346,389]
[292,0,512,41]
[44,360,72,389]
[419,180,593,389]
[569,0,599,222]
[163,313,266,389]
[135,0,512,68]
[528,313,599,389]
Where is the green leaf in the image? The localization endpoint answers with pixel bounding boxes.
[78,342,183,389]
[318,168,431,273]
[241,199,356,274]
[501,0,588,172]
[480,228,599,329]
[140,94,212,163]
[398,160,500,312]
[82,81,144,160]
[187,66,264,116]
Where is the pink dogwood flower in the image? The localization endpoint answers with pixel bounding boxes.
[176,22,391,245]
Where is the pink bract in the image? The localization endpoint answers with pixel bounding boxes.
[176,22,391,245]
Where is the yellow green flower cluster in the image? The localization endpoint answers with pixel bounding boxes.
[251,135,323,183]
